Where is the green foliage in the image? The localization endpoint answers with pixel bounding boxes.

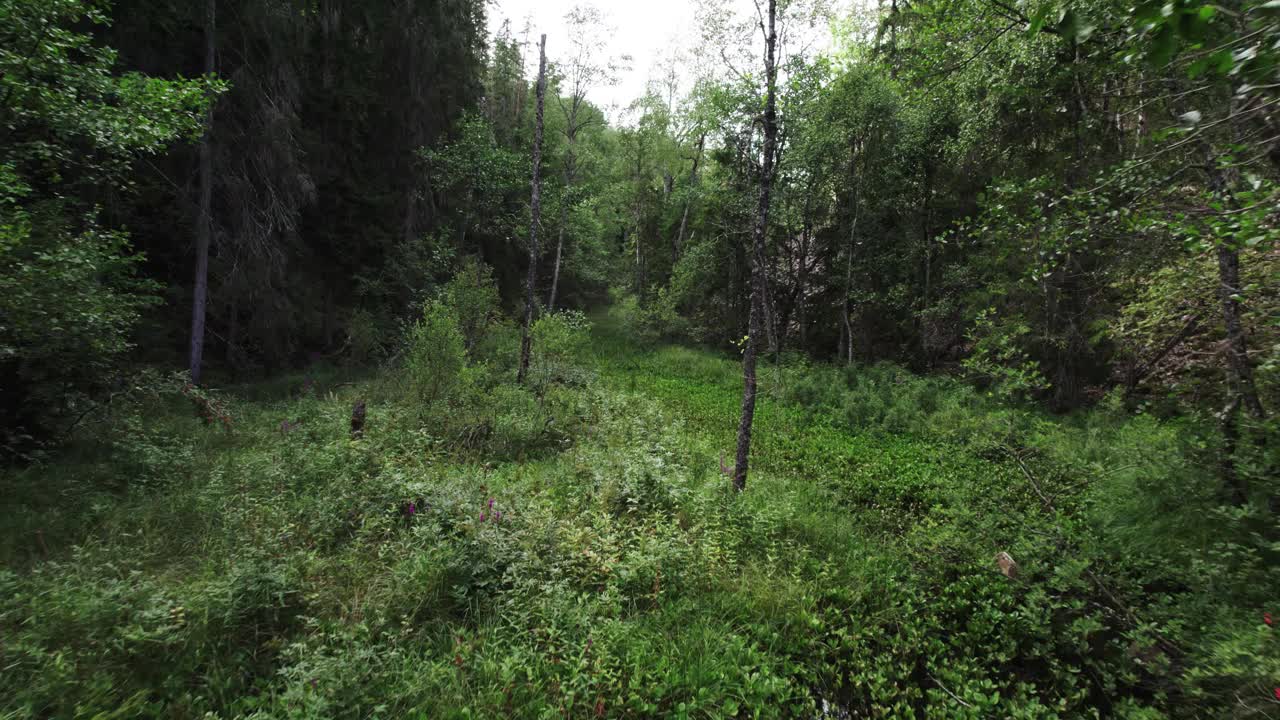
[403,300,466,409]
[963,308,1051,401]
[529,310,593,392]
[615,290,690,348]
[440,257,501,355]
[0,0,216,439]
[1,310,1276,717]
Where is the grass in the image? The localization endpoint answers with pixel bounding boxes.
[1,307,1275,719]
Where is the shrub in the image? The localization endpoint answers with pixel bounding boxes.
[530,310,592,393]
[345,307,388,365]
[403,300,466,409]
[616,289,688,348]
[440,257,501,356]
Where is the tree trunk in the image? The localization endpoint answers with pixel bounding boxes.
[547,204,567,310]
[548,133,576,311]
[518,35,547,386]
[843,184,860,366]
[189,0,215,385]
[1218,243,1266,420]
[674,133,705,263]
[733,0,779,492]
[1203,135,1267,500]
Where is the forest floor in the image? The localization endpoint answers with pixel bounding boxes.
[0,310,1265,718]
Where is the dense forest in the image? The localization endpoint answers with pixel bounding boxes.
[1,0,1277,716]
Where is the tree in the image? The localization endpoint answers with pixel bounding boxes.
[0,0,214,440]
[518,34,548,385]
[733,0,780,492]
[547,4,625,310]
[189,0,215,385]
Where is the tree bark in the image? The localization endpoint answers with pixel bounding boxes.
[518,35,547,385]
[733,0,779,492]
[548,129,576,310]
[1203,133,1267,500]
[189,0,215,385]
[548,200,568,310]
[1218,244,1266,420]
[843,182,860,366]
[674,133,701,262]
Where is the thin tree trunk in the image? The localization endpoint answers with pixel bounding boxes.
[189,0,215,385]
[673,132,707,263]
[548,135,575,310]
[843,185,860,366]
[1218,244,1266,421]
[1203,132,1267,500]
[733,0,779,492]
[548,204,567,310]
[518,35,547,386]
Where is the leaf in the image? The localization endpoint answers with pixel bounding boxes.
[1150,24,1178,67]
[1027,3,1054,34]
[1179,110,1203,126]
[1188,56,1212,77]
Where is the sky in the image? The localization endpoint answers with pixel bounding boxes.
[488,0,702,116]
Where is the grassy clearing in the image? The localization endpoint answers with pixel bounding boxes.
[1,309,1275,719]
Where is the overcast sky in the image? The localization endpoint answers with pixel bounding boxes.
[487,0,842,121]
[488,0,699,115]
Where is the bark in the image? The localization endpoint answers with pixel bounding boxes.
[189,0,215,386]
[1125,313,1201,392]
[518,35,547,385]
[1218,244,1266,420]
[733,0,779,492]
[1203,134,1267,500]
[548,115,580,310]
[673,134,705,263]
[843,183,860,366]
[547,201,567,310]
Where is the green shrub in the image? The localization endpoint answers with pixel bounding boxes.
[440,257,501,355]
[616,290,688,348]
[530,310,592,393]
[403,300,466,409]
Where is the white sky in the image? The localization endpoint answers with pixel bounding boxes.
[487,0,844,121]
[488,0,699,115]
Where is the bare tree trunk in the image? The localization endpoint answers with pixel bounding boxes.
[1218,244,1266,421]
[733,0,779,492]
[843,186,860,366]
[518,35,547,386]
[548,203,567,310]
[797,240,810,351]
[1202,132,1267,500]
[548,136,575,310]
[189,0,215,385]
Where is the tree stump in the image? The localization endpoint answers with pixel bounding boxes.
[350,401,366,439]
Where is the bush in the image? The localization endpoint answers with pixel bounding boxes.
[616,289,689,348]
[403,300,466,409]
[530,310,592,393]
[441,257,501,356]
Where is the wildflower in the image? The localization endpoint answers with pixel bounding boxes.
[408,502,417,516]
[1265,612,1273,626]
[480,512,487,522]
[1275,687,1280,701]
[488,498,495,510]
[495,511,503,523]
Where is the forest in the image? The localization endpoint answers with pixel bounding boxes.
[1,0,1277,716]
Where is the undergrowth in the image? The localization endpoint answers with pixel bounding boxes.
[1,305,1276,718]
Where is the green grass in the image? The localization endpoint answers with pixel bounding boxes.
[1,308,1275,719]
